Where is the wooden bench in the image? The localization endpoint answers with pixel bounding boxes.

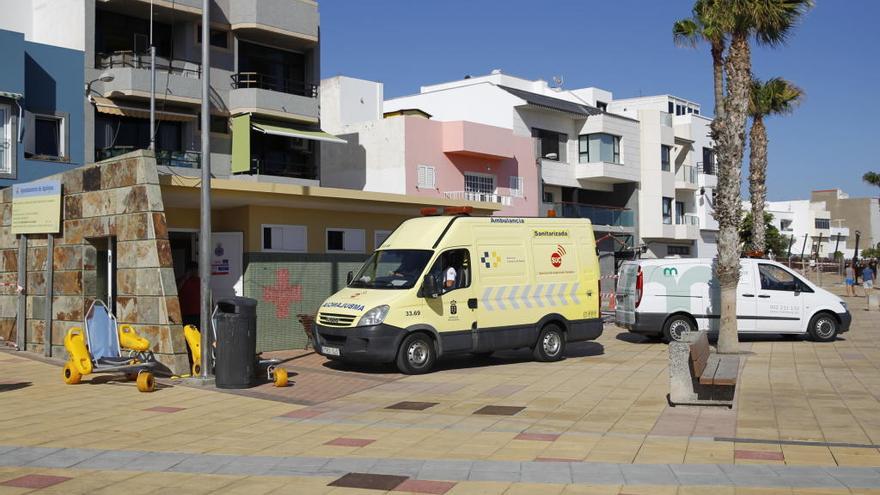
[669,332,739,407]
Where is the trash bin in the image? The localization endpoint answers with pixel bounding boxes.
[213,297,258,389]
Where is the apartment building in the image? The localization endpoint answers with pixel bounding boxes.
[812,189,880,253]
[754,199,837,258]
[319,76,538,216]
[607,95,718,259]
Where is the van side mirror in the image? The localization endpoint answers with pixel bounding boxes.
[346,271,354,284]
[421,274,439,298]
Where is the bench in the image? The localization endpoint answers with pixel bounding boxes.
[669,332,739,407]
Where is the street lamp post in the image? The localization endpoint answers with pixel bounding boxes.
[198,0,213,378]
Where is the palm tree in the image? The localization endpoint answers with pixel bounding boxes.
[689,0,812,354]
[864,171,880,187]
[673,1,727,120]
[748,78,804,253]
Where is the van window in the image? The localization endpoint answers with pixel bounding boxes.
[427,249,471,294]
[758,264,811,292]
[351,250,432,289]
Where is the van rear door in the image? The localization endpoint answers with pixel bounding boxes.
[615,262,639,326]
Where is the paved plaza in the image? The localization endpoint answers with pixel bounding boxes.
[1,285,880,493]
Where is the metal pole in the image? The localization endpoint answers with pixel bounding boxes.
[853,231,861,283]
[16,235,26,350]
[815,233,823,286]
[786,235,795,259]
[149,1,156,151]
[800,233,808,274]
[44,234,54,357]
[199,0,213,377]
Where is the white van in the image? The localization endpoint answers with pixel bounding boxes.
[615,258,851,342]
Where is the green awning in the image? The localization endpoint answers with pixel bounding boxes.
[252,122,346,144]
[231,114,252,174]
[0,91,23,100]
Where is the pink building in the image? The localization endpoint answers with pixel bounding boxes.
[320,76,539,216]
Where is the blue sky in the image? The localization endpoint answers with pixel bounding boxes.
[319,0,880,200]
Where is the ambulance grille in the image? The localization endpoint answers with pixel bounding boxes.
[318,312,356,327]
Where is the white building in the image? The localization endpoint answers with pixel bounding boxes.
[746,199,839,258]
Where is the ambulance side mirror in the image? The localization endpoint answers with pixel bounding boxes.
[346,271,354,284]
[421,274,439,298]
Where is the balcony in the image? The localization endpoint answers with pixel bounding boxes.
[441,121,515,160]
[444,191,513,206]
[229,73,318,123]
[574,161,639,184]
[97,147,200,168]
[675,165,699,190]
[91,51,202,105]
[673,213,701,239]
[545,202,634,228]
[228,0,319,44]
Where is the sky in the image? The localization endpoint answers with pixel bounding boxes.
[319,0,880,201]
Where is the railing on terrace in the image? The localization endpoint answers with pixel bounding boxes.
[675,165,698,184]
[546,202,634,227]
[95,51,201,78]
[444,191,513,206]
[676,213,701,226]
[96,147,201,168]
[247,158,318,180]
[230,72,318,98]
[697,160,717,176]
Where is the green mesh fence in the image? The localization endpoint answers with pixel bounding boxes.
[244,253,369,352]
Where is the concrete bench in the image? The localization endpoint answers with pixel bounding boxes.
[669,332,739,407]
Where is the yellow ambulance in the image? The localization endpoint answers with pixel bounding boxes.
[314,213,603,374]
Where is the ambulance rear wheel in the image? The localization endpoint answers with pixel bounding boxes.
[663,315,695,343]
[533,324,565,362]
[396,333,436,375]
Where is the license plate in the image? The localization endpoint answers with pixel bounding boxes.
[322,346,341,356]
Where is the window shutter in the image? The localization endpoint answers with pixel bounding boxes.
[417,165,426,188]
[427,166,435,188]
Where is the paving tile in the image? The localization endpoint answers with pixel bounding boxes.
[473,406,525,416]
[735,449,785,461]
[569,462,624,485]
[322,457,380,474]
[619,464,677,485]
[167,454,234,473]
[520,461,572,483]
[130,451,188,471]
[328,472,408,490]
[26,447,101,468]
[324,437,375,447]
[74,449,147,469]
[0,474,71,489]
[417,460,474,481]
[393,479,457,494]
[0,447,61,466]
[386,401,439,411]
[535,457,580,463]
[369,459,426,477]
[279,408,324,419]
[144,406,186,413]
[515,433,560,442]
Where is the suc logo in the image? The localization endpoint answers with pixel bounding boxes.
[551,245,566,268]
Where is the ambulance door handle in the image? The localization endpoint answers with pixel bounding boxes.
[758,294,771,298]
[742,294,755,297]
[468,298,478,309]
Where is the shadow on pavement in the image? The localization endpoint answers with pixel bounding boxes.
[0,382,31,392]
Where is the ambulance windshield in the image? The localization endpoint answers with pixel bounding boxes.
[350,249,433,290]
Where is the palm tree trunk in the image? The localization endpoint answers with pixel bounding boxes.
[712,41,725,121]
[749,116,768,253]
[713,32,751,355]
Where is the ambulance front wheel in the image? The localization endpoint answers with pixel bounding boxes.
[396,333,436,375]
[533,324,566,362]
[808,312,838,342]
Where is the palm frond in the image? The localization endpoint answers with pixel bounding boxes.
[673,18,702,48]
[864,171,880,187]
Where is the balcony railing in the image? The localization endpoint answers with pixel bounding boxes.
[231,72,318,98]
[444,191,513,206]
[97,147,201,168]
[676,213,700,226]
[675,165,698,184]
[546,202,634,227]
[248,158,318,180]
[95,51,201,78]
[0,138,10,175]
[697,160,717,176]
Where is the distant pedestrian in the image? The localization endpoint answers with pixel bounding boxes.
[863,264,875,310]
[844,263,857,297]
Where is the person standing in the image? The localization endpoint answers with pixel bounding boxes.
[845,263,858,297]
[179,261,201,327]
[862,263,875,311]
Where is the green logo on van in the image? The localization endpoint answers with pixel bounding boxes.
[663,267,679,277]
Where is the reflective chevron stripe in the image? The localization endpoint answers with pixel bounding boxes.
[477,284,588,311]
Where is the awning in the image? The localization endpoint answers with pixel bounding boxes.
[0,91,23,100]
[252,122,346,144]
[90,96,196,122]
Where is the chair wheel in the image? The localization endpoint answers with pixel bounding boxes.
[136,371,155,393]
[273,367,288,387]
[125,372,138,381]
[192,363,201,376]
[63,362,81,385]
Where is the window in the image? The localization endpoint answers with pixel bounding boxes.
[668,101,674,114]
[596,101,608,112]
[374,230,391,249]
[326,228,365,253]
[702,147,715,174]
[196,25,230,49]
[662,197,673,224]
[675,201,685,224]
[661,145,671,171]
[780,219,793,231]
[509,176,524,197]
[0,104,11,176]
[758,264,810,292]
[262,224,307,252]
[416,165,436,189]
[464,173,495,195]
[30,114,64,160]
[535,128,563,161]
[350,249,433,290]
[694,108,700,115]
[668,245,691,256]
[198,115,229,134]
[543,191,554,203]
[815,218,830,229]
[579,133,620,164]
[426,248,471,294]
[675,104,684,116]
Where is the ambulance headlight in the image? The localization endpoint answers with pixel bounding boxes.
[358,305,390,326]
[840,300,848,310]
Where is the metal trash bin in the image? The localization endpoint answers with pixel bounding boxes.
[213,297,258,389]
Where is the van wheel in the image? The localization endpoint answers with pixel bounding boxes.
[396,333,436,374]
[663,315,695,343]
[808,313,838,342]
[533,324,566,362]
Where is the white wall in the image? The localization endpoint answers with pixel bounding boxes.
[0,0,87,51]
[385,82,521,130]
[320,117,407,194]
[321,76,383,131]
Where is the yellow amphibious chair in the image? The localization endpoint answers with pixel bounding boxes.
[63,300,158,392]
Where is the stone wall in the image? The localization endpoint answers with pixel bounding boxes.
[0,150,189,374]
